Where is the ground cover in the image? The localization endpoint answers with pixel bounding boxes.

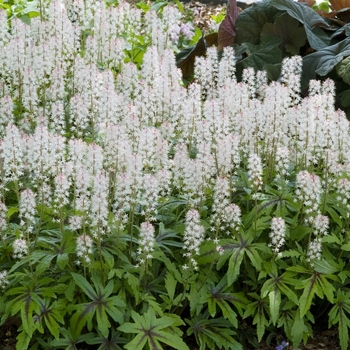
[1,0,350,350]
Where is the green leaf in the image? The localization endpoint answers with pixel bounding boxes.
[174,0,184,13]
[337,56,350,85]
[227,248,245,286]
[235,0,281,45]
[36,254,55,276]
[340,90,350,108]
[263,62,282,81]
[150,1,167,12]
[16,330,31,350]
[56,252,69,270]
[119,308,189,350]
[176,32,218,80]
[248,244,268,265]
[278,281,299,305]
[270,0,330,50]
[298,273,318,318]
[7,206,18,218]
[291,309,308,347]
[329,291,350,350]
[242,36,283,71]
[304,25,331,51]
[271,0,328,27]
[313,259,339,275]
[317,275,335,303]
[96,305,110,338]
[253,307,268,342]
[70,303,95,337]
[341,243,350,251]
[339,312,350,350]
[261,13,307,55]
[164,273,177,301]
[269,290,281,326]
[325,206,343,228]
[122,333,148,350]
[303,37,350,84]
[71,273,97,300]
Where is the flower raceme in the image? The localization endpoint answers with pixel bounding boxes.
[183,209,205,270]
[269,217,286,254]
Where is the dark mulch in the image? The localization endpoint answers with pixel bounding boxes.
[0,315,343,350]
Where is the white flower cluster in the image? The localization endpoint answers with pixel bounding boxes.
[19,188,36,232]
[76,233,93,265]
[280,56,303,106]
[275,147,290,180]
[306,214,329,265]
[336,178,350,215]
[137,221,156,264]
[295,170,322,217]
[306,238,322,265]
[211,177,241,234]
[54,173,71,210]
[0,270,9,289]
[269,217,286,253]
[69,215,83,231]
[224,204,241,230]
[248,153,263,194]
[183,209,205,270]
[312,214,329,236]
[0,201,7,236]
[13,238,28,259]
[90,171,109,235]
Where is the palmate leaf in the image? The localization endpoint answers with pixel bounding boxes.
[30,294,64,339]
[86,328,127,350]
[243,293,269,342]
[51,327,95,349]
[329,290,350,350]
[186,315,243,350]
[293,270,336,318]
[70,273,125,338]
[207,279,248,327]
[260,269,299,325]
[118,308,189,350]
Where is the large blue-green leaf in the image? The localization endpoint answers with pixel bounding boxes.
[235,0,282,45]
[261,13,307,55]
[304,25,331,50]
[270,0,330,50]
[303,37,350,84]
[242,36,283,71]
[270,0,329,28]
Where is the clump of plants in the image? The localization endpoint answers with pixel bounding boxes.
[1,1,350,350]
[177,0,350,118]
